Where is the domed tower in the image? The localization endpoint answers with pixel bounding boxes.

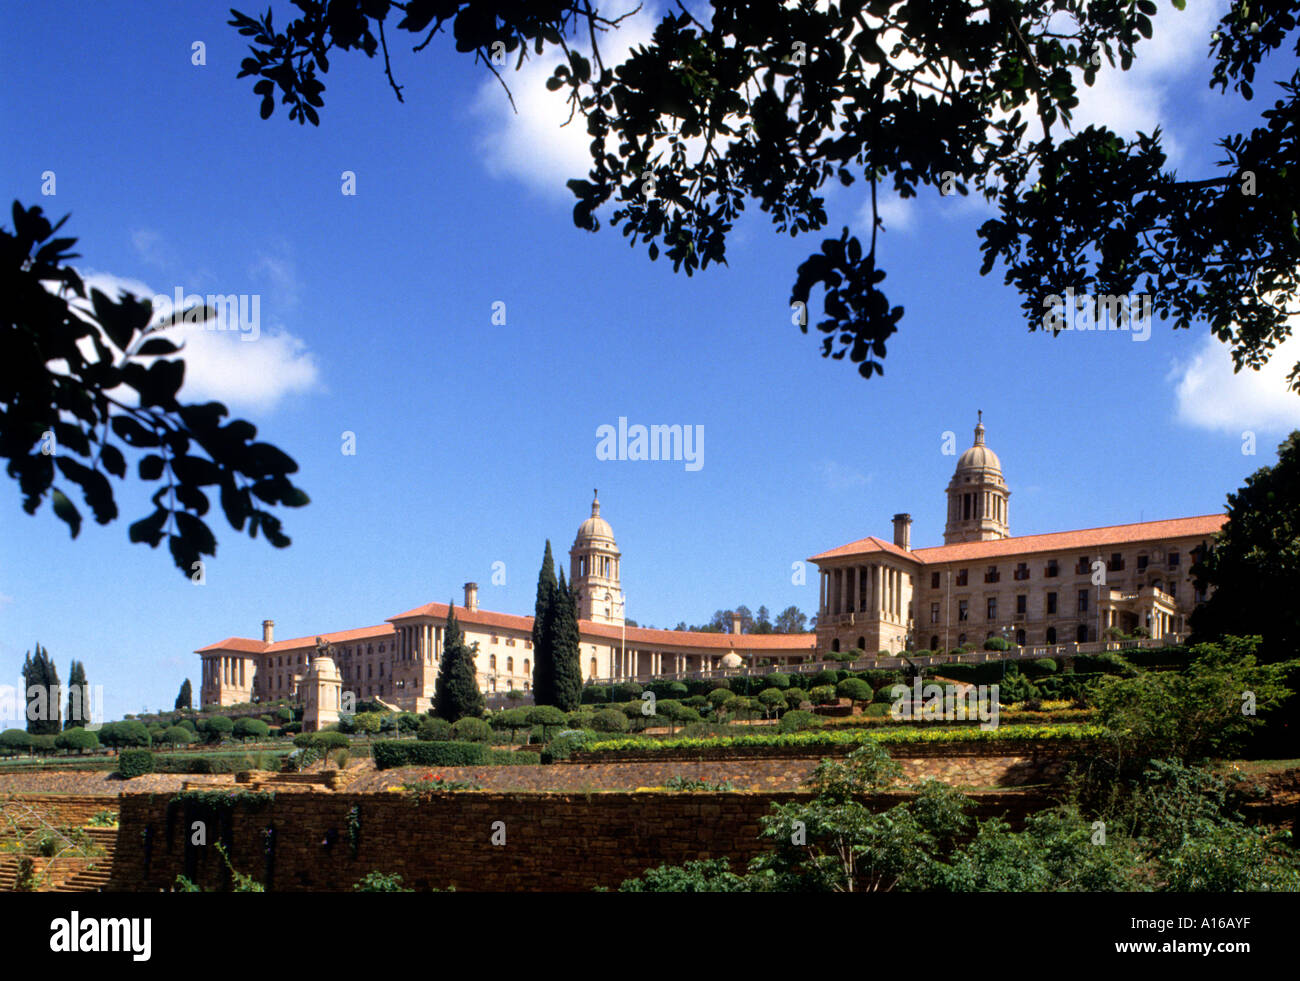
[943,412,1010,544]
[570,490,623,624]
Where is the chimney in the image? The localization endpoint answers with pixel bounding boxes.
[262,619,274,644]
[463,582,479,612]
[892,513,912,550]
[732,613,742,636]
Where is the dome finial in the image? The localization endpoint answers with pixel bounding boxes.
[974,410,985,445]
[592,489,600,517]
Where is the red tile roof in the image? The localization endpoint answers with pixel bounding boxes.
[199,606,815,656]
[809,514,1226,565]
[195,624,393,656]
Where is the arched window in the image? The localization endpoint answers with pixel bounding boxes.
[524,659,530,676]
[1015,629,1026,646]
[1077,624,1089,643]
[489,654,496,670]
[957,633,966,646]
[856,636,865,651]
[506,656,514,673]
[831,638,840,653]
[589,657,598,678]
[1046,626,1057,644]
[930,635,939,651]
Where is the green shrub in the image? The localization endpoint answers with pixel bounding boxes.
[526,706,568,739]
[581,685,611,704]
[612,682,644,701]
[372,740,488,770]
[778,710,822,733]
[757,688,788,717]
[808,684,837,705]
[329,748,349,769]
[352,712,383,735]
[874,684,899,704]
[55,728,99,754]
[765,673,791,690]
[811,669,839,687]
[451,717,493,743]
[201,716,234,742]
[592,708,630,733]
[417,717,453,742]
[316,731,349,751]
[161,725,195,745]
[566,710,598,730]
[836,678,872,706]
[354,871,413,892]
[1023,658,1058,677]
[707,689,736,713]
[984,636,1012,651]
[233,717,270,741]
[396,712,421,734]
[541,729,596,763]
[117,749,154,779]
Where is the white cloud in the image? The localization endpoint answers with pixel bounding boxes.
[1067,0,1227,155]
[1170,327,1300,434]
[468,2,662,199]
[61,271,321,413]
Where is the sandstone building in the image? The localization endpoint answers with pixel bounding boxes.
[197,493,815,713]
[808,415,1224,656]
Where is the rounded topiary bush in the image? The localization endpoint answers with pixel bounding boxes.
[451,717,493,744]
[581,685,611,705]
[541,729,596,763]
[811,669,839,688]
[417,717,453,742]
[777,710,822,733]
[55,728,100,754]
[117,749,154,779]
[765,673,791,690]
[162,725,195,746]
[783,689,806,711]
[836,678,872,706]
[591,708,629,733]
[612,681,643,701]
[233,717,270,741]
[809,684,838,705]
[874,683,901,704]
[983,636,1012,652]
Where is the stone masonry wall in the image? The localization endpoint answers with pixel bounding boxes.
[110,789,1043,892]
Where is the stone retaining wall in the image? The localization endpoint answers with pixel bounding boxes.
[109,789,1044,892]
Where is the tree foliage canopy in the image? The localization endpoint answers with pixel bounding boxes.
[231,1,1300,388]
[2,202,309,574]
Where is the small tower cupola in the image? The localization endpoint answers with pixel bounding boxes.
[570,489,624,625]
[943,411,1011,544]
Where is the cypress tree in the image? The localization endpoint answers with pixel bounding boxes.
[433,603,485,722]
[551,569,583,711]
[22,643,61,735]
[532,540,558,705]
[175,678,193,711]
[65,659,88,730]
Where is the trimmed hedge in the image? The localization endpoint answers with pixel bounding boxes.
[117,749,154,779]
[486,749,542,765]
[372,740,488,770]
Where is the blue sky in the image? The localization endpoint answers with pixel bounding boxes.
[2,0,1298,721]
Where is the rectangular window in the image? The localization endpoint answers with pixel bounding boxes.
[930,602,940,624]
[1078,589,1089,613]
[987,597,997,620]
[930,572,940,589]
[1109,552,1125,571]
[1047,592,1058,615]
[1076,556,1090,575]
[956,569,968,587]
[1168,582,1177,599]
[1045,559,1059,578]
[958,600,969,622]
[1137,554,1149,571]
[1014,562,1029,580]
[1168,551,1180,567]
[1016,595,1027,615]
[984,565,1000,584]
